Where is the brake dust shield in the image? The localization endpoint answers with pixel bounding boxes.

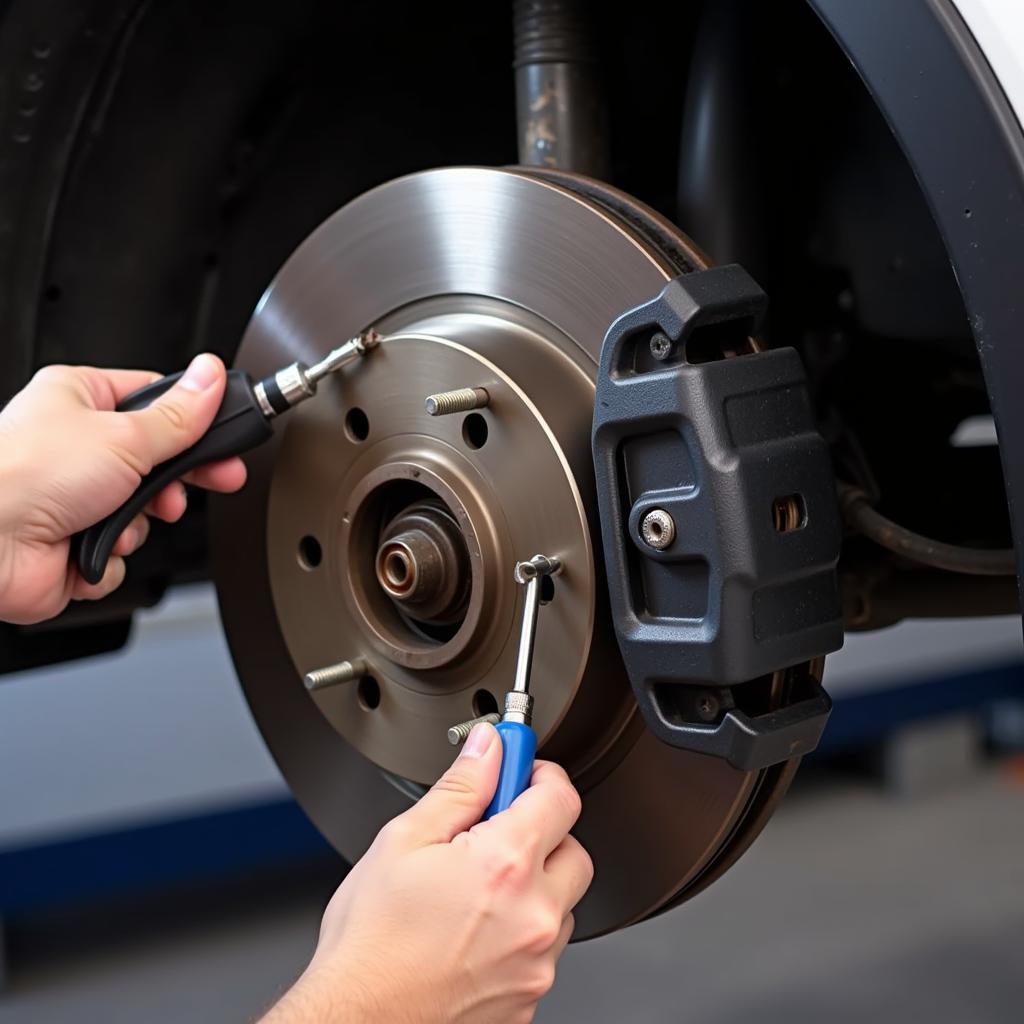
[212,167,800,939]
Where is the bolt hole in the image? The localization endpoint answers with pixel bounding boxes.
[385,551,409,587]
[376,540,422,599]
[772,494,807,533]
[345,407,370,442]
[473,688,499,717]
[358,676,381,711]
[539,575,555,605]
[848,591,871,627]
[462,413,488,450]
[298,534,323,569]
[44,284,61,302]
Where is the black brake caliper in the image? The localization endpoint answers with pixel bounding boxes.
[592,265,843,770]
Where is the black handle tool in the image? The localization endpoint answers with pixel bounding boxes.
[75,331,381,585]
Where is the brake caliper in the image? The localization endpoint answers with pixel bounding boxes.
[592,265,843,770]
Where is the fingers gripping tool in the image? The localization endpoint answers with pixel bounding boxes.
[74,332,381,585]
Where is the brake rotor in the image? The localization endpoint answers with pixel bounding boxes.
[212,167,800,939]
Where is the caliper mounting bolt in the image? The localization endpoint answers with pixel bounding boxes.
[697,693,720,722]
[641,508,676,550]
[649,332,673,361]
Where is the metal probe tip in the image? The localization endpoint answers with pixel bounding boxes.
[307,329,382,383]
[513,554,562,584]
[356,328,382,353]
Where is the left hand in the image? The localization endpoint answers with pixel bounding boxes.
[0,354,247,624]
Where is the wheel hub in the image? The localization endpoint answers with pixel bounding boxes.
[212,167,801,938]
[267,323,610,784]
[375,498,471,629]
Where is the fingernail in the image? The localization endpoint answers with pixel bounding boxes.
[179,353,220,393]
[460,723,494,759]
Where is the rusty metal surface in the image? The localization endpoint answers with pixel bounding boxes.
[513,0,609,178]
[212,167,795,938]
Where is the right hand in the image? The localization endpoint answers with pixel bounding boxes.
[262,723,593,1024]
[0,355,246,624]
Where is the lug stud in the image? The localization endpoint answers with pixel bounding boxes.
[447,712,502,745]
[304,658,367,691]
[425,387,489,416]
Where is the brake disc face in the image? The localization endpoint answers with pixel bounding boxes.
[212,167,795,938]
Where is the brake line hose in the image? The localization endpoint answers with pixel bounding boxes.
[839,484,1018,577]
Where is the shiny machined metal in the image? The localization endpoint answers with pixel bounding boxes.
[213,166,800,940]
[424,386,489,417]
[307,330,381,383]
[511,553,561,705]
[304,658,367,691]
[447,712,502,745]
[275,361,316,406]
[253,331,382,420]
[253,380,276,418]
[513,553,562,585]
[641,508,676,550]
[502,689,534,728]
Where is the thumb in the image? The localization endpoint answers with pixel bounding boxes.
[403,723,502,845]
[127,353,227,468]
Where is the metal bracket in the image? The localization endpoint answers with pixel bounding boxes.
[591,265,843,770]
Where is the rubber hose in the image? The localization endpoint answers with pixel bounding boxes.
[839,485,1017,577]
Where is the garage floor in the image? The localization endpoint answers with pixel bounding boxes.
[2,763,1023,1023]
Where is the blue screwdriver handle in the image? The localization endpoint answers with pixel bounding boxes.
[484,720,537,819]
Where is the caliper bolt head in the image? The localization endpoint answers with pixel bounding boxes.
[641,508,676,550]
[649,332,673,361]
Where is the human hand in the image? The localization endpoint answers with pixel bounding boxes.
[0,354,247,624]
[263,724,593,1024]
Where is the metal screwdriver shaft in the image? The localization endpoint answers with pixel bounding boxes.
[254,330,381,418]
[509,554,560,713]
[483,553,562,820]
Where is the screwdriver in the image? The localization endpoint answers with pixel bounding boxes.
[75,331,381,585]
[483,553,562,820]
